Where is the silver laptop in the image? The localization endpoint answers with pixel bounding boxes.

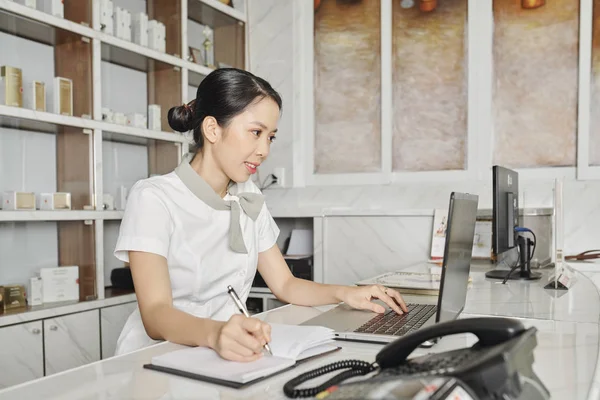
[300,192,479,344]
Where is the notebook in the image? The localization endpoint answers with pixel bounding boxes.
[143,323,340,388]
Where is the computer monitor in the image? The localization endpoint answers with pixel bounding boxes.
[486,165,541,281]
[492,165,519,257]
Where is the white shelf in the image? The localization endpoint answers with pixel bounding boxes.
[0,293,136,328]
[0,105,187,144]
[0,1,221,79]
[0,210,124,222]
[195,0,247,23]
[0,0,95,39]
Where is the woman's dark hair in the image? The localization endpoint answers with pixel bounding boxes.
[168,68,282,151]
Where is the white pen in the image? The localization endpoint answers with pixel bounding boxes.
[227,285,273,355]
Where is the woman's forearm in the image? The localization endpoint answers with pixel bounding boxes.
[277,277,349,306]
[143,303,224,348]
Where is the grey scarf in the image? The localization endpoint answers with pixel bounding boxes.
[174,154,264,254]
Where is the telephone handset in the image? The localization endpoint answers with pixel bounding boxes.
[283,317,550,400]
[375,316,525,369]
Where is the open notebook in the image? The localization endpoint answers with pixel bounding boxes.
[143,323,339,388]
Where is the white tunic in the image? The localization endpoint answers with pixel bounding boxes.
[113,171,279,356]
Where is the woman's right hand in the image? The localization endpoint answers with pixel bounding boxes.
[209,314,272,362]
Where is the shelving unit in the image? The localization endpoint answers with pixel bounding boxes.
[0,0,249,319]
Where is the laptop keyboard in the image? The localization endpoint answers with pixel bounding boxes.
[354,304,437,336]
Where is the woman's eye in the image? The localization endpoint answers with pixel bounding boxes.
[269,136,277,143]
[251,130,261,136]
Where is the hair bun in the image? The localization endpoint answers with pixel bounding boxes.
[167,102,195,132]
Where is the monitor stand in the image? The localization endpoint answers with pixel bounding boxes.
[485,235,542,281]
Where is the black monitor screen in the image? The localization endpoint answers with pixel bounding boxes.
[492,165,519,257]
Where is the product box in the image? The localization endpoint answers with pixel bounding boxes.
[37,192,72,210]
[0,66,23,107]
[123,9,132,41]
[53,77,73,116]
[28,277,43,306]
[148,20,165,51]
[148,104,161,130]
[40,266,79,303]
[23,80,46,111]
[126,112,147,129]
[37,0,64,18]
[102,193,115,210]
[100,0,114,35]
[2,285,27,310]
[2,191,35,210]
[132,12,148,47]
[113,112,127,125]
[102,107,114,123]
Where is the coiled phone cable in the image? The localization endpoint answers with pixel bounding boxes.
[283,359,377,398]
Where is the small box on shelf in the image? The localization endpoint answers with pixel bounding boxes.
[28,277,43,306]
[2,192,36,210]
[126,112,147,129]
[0,66,23,107]
[148,20,166,52]
[23,81,46,111]
[100,0,114,35]
[53,77,73,116]
[132,12,148,47]
[36,0,64,18]
[1,285,27,311]
[37,192,72,210]
[148,104,161,130]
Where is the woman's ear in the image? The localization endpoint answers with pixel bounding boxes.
[202,116,221,144]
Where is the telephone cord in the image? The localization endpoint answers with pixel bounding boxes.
[283,359,377,398]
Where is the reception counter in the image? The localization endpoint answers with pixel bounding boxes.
[0,262,598,400]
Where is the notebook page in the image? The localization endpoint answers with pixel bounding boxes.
[151,346,295,384]
[269,323,335,359]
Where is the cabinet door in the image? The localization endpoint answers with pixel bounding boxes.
[100,302,137,359]
[44,309,100,375]
[0,321,44,389]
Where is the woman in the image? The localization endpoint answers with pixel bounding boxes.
[113,68,407,361]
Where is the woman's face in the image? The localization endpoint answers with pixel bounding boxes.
[212,97,280,183]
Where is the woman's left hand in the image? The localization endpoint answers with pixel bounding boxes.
[339,285,408,315]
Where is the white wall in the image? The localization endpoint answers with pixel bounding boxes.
[248,0,295,188]
[249,1,600,260]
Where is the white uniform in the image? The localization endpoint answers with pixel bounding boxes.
[113,168,279,356]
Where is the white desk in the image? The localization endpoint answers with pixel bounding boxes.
[0,264,598,400]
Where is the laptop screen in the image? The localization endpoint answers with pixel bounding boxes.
[435,192,479,323]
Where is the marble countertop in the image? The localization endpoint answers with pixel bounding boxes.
[268,206,553,218]
[0,263,598,399]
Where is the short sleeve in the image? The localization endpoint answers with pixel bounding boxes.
[114,182,173,263]
[257,203,280,253]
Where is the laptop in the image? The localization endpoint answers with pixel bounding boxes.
[300,192,479,344]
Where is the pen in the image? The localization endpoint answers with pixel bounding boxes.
[227,285,273,356]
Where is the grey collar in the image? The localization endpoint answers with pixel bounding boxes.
[174,154,264,254]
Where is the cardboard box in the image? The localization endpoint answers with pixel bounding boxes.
[132,12,148,47]
[2,191,36,210]
[148,104,161,130]
[100,0,114,35]
[24,80,46,111]
[37,192,72,210]
[37,0,64,18]
[28,277,43,306]
[53,77,73,116]
[0,66,23,107]
[2,285,27,310]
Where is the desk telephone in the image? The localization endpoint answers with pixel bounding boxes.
[284,317,549,400]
